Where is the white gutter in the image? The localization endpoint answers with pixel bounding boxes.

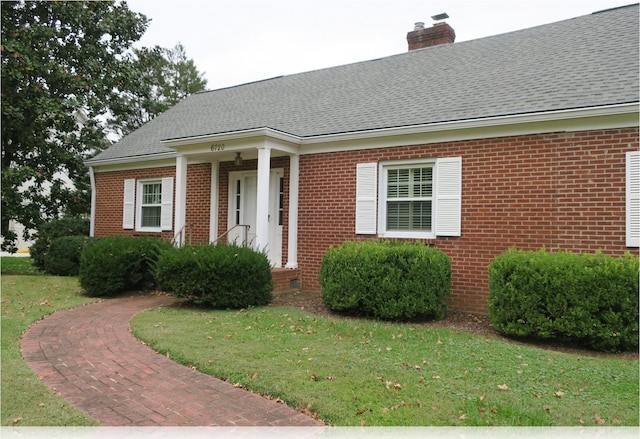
[298,102,640,144]
[88,166,96,237]
[161,127,301,148]
[85,103,638,167]
[84,151,176,167]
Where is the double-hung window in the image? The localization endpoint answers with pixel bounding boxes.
[385,165,433,235]
[123,177,174,232]
[356,157,461,238]
[140,181,162,228]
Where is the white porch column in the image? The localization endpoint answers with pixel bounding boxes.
[255,146,271,252]
[209,160,219,243]
[285,154,299,269]
[174,155,187,245]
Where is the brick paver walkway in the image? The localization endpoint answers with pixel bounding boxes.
[20,295,325,426]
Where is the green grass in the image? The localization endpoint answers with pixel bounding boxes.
[1,272,99,426]
[1,256,41,275]
[131,305,639,426]
[2,257,637,427]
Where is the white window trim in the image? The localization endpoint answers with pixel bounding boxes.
[136,179,163,232]
[125,177,174,232]
[377,158,437,239]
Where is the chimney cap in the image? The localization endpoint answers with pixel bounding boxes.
[431,12,449,21]
[414,22,425,30]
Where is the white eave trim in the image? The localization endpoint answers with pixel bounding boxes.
[84,151,176,168]
[161,127,301,148]
[299,102,639,145]
[84,103,638,167]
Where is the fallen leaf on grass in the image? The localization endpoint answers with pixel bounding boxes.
[12,417,22,424]
[459,414,467,420]
[593,414,606,425]
[533,392,542,399]
[554,391,565,397]
[497,384,509,390]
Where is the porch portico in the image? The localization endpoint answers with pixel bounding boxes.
[164,129,300,269]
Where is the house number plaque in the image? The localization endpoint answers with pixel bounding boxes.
[210,143,225,151]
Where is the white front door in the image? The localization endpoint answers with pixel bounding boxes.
[227,169,283,267]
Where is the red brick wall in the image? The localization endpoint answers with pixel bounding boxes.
[94,166,176,240]
[94,163,212,243]
[297,128,639,313]
[184,163,212,244]
[93,128,639,314]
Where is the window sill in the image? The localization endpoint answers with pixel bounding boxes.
[378,231,435,240]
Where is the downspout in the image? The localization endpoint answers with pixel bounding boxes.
[88,166,96,237]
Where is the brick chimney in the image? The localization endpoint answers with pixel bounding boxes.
[407,19,456,50]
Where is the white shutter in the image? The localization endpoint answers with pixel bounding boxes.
[161,177,174,231]
[122,179,135,229]
[355,163,377,234]
[435,157,462,237]
[626,151,640,247]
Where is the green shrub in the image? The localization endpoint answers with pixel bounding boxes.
[488,249,639,352]
[31,217,90,270]
[319,241,451,320]
[43,235,89,276]
[155,244,273,308]
[79,235,172,297]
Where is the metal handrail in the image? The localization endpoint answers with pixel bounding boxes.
[212,224,250,246]
[171,223,193,246]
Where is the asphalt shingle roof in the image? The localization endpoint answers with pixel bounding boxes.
[89,4,639,163]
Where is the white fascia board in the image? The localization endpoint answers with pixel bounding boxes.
[299,103,639,154]
[161,127,301,148]
[87,154,177,172]
[86,103,638,167]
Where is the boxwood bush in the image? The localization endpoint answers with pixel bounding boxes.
[79,235,172,297]
[488,249,639,352]
[31,216,90,270]
[155,244,273,308]
[320,241,451,320]
[43,235,89,276]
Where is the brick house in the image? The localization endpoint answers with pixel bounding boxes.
[85,5,639,314]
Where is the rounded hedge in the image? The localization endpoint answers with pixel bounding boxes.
[44,235,89,276]
[155,244,273,308]
[79,235,172,297]
[488,249,639,352]
[31,216,90,270]
[320,240,451,320]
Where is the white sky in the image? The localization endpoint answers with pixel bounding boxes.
[125,0,634,90]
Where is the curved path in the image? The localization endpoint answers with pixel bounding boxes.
[21,295,324,426]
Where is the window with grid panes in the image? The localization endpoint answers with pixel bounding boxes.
[386,166,433,232]
[140,181,162,228]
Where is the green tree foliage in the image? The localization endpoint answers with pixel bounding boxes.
[111,42,208,137]
[1,1,149,251]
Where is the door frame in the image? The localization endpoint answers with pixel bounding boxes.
[226,168,284,267]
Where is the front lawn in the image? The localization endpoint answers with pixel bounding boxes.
[130,305,639,426]
[1,269,99,426]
